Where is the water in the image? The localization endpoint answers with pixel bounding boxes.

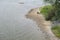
[0,0,46,40]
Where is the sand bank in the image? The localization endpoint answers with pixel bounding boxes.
[25,8,59,40]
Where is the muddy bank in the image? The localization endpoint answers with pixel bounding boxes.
[25,8,59,40]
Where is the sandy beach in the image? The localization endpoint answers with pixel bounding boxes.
[25,8,59,40]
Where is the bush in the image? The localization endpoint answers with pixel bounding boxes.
[40,5,53,18]
[52,25,60,38]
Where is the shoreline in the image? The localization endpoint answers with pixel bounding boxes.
[25,8,59,40]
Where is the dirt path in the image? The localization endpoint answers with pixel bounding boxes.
[25,8,59,40]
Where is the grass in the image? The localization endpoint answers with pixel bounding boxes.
[39,5,53,17]
[52,25,60,38]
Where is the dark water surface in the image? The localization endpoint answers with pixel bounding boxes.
[0,0,46,40]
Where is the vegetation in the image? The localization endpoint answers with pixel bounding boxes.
[43,0,60,21]
[40,5,53,20]
[40,0,60,38]
[52,25,60,38]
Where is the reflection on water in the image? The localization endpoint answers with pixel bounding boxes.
[0,0,46,40]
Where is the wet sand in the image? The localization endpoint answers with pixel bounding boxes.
[25,8,59,40]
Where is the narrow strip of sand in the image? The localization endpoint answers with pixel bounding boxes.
[25,8,59,40]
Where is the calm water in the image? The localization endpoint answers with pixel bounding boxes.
[0,0,46,40]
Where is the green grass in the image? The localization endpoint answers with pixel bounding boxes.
[52,25,60,38]
[40,5,53,17]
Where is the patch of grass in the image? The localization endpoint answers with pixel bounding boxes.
[40,5,53,17]
[52,25,60,38]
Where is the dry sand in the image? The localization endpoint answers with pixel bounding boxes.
[25,8,59,40]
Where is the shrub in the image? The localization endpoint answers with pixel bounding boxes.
[52,25,60,38]
[40,5,53,18]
